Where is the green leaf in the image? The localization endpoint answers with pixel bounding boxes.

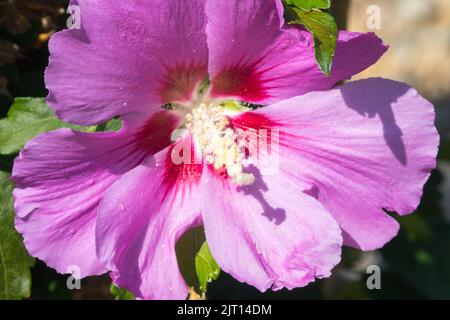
[285,0,331,11]
[195,241,220,294]
[96,118,122,132]
[1,169,35,299]
[0,98,92,155]
[0,171,14,228]
[0,170,34,300]
[110,284,135,300]
[288,8,338,76]
[0,225,34,300]
[104,118,122,132]
[176,227,205,290]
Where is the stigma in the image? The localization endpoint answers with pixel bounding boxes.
[184,102,255,186]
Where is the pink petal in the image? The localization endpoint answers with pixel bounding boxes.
[206,0,387,104]
[46,0,208,125]
[200,165,342,291]
[232,78,439,250]
[96,135,203,299]
[12,111,180,277]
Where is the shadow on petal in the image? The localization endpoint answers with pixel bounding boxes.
[341,79,409,165]
[238,165,287,225]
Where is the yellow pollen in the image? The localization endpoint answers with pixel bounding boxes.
[185,102,255,186]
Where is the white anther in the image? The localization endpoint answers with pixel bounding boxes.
[226,163,243,177]
[233,173,256,186]
[184,102,255,186]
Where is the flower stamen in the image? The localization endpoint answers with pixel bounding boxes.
[185,102,255,186]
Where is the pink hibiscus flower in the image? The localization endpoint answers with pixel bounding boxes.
[12,0,438,299]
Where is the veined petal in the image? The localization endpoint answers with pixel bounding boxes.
[46,0,208,125]
[200,165,342,291]
[96,135,203,300]
[231,78,439,250]
[12,111,180,277]
[206,0,386,104]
